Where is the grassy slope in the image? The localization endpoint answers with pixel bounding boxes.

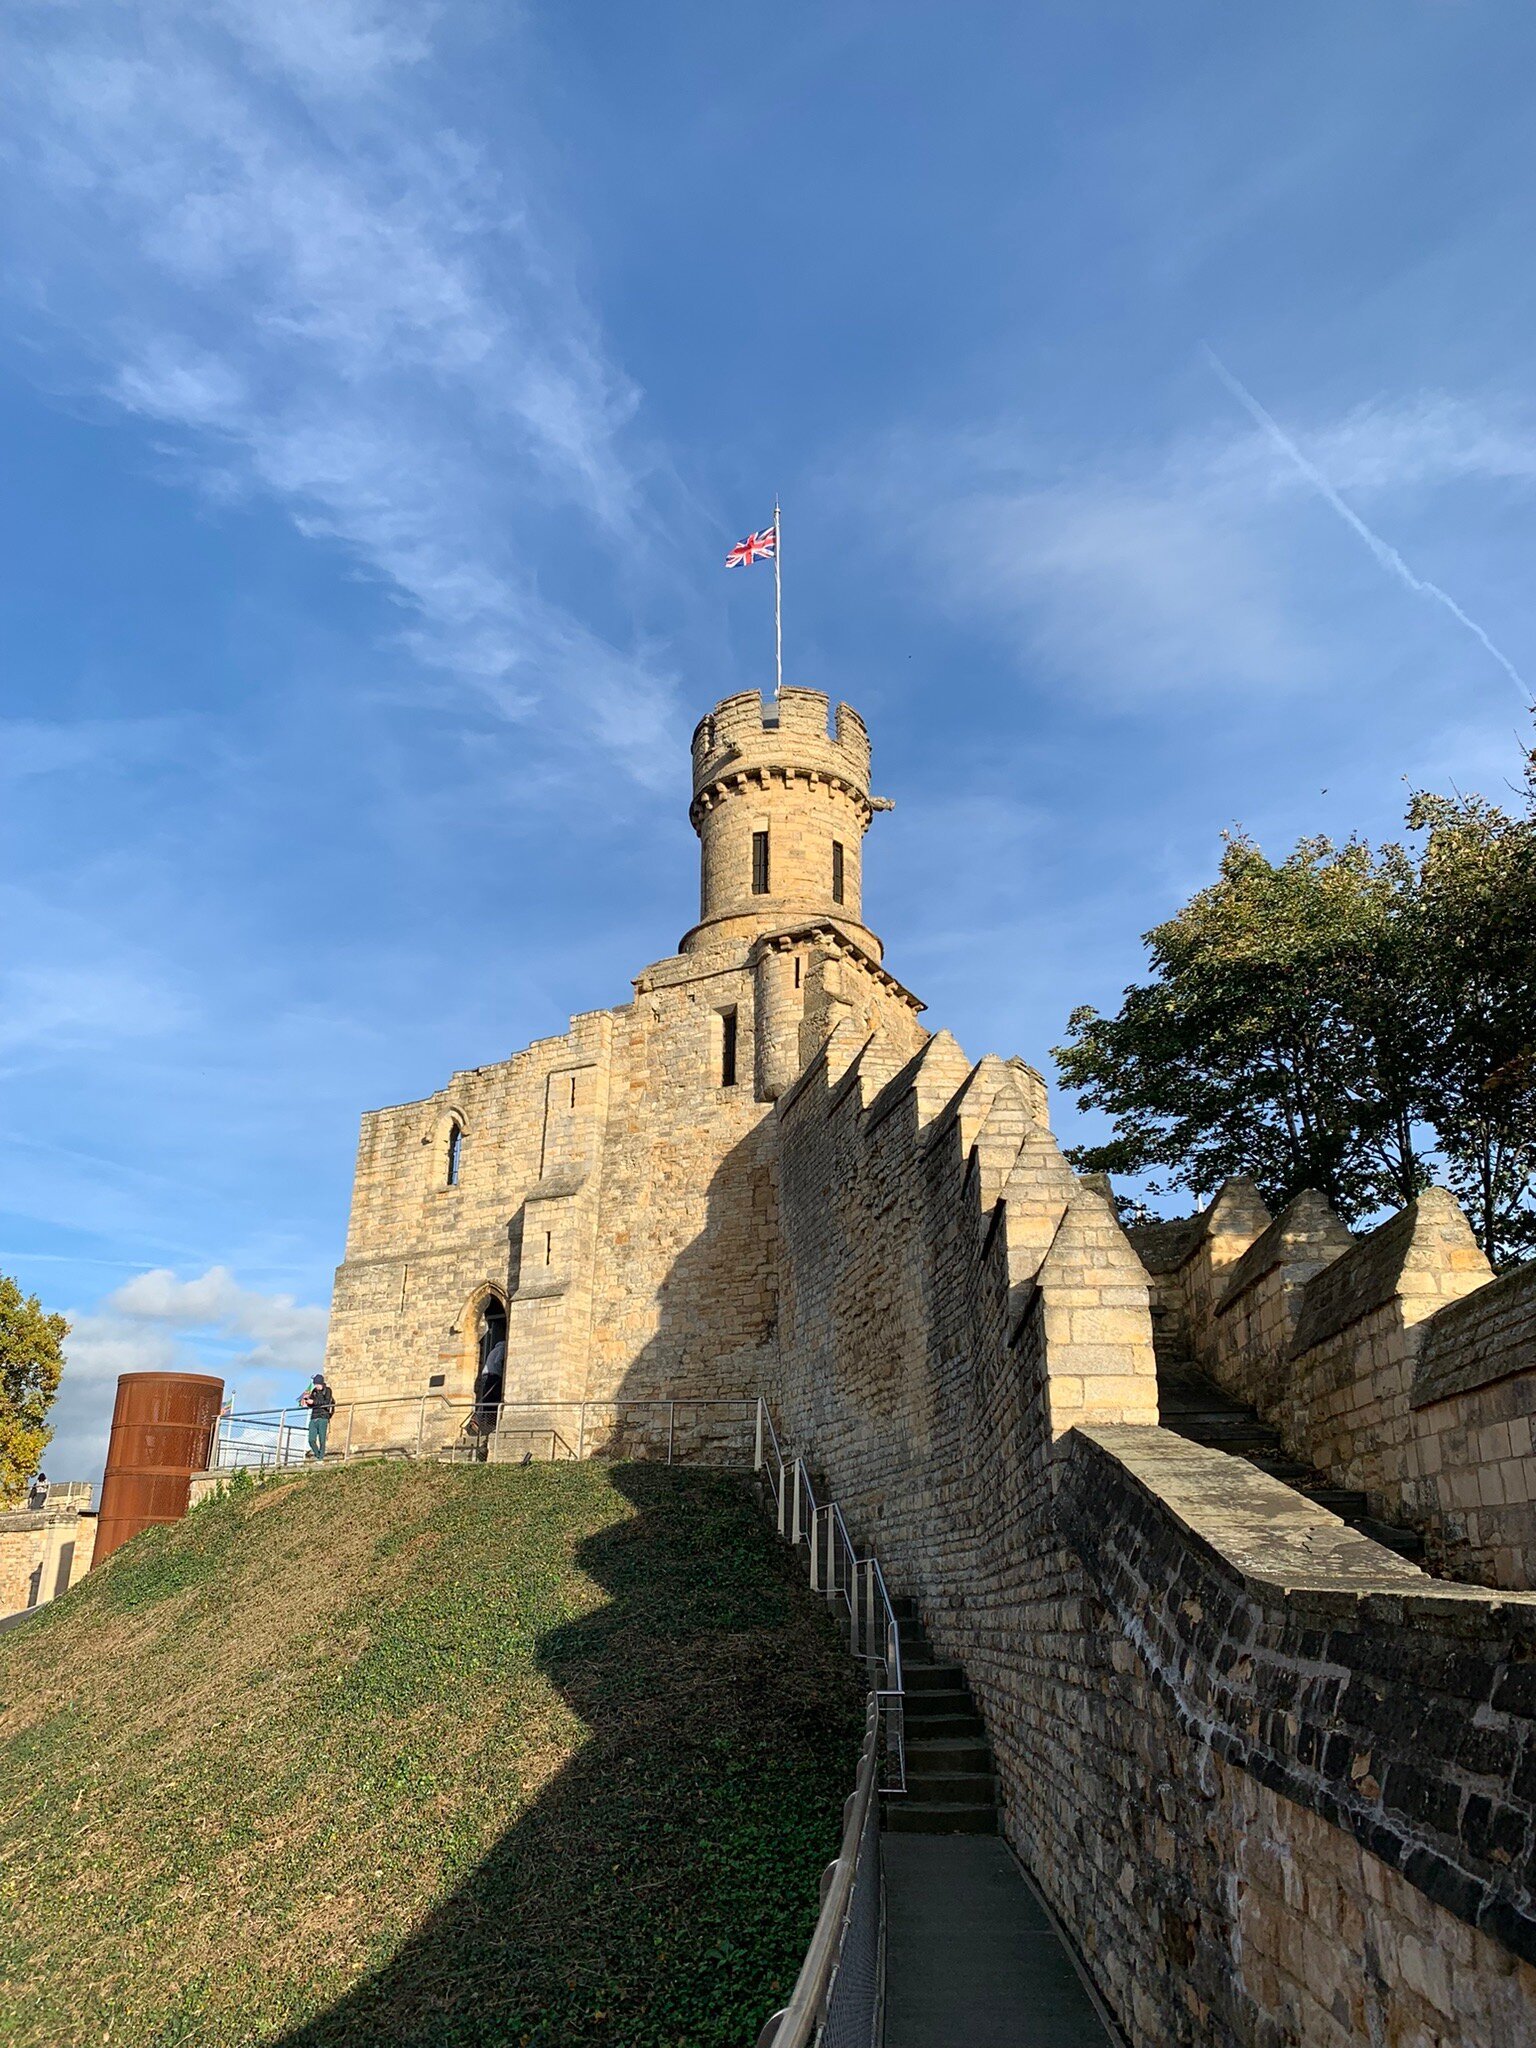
[0,1460,862,2048]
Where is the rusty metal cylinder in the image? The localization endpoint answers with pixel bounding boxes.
[95,1371,225,1563]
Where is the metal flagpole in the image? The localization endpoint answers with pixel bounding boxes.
[773,499,783,697]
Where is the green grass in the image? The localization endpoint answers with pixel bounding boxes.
[0,1459,863,2047]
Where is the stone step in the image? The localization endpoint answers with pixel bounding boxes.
[884,1799,997,1835]
[903,1682,975,1712]
[1353,1515,1426,1560]
[1157,1365,1432,1564]
[1307,1487,1372,1518]
[902,1735,993,1773]
[903,1662,967,1693]
[901,1705,986,1738]
[900,1767,998,1804]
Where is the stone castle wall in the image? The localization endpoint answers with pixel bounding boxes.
[1147,1177,1536,1591]
[321,684,1536,2043]
[0,1508,96,1620]
[764,1024,1536,2048]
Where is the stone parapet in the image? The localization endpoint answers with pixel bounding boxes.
[1060,1425,1536,1968]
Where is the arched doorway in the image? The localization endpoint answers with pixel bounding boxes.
[470,1294,508,1458]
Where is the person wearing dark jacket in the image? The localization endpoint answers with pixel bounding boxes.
[299,1374,336,1460]
[470,1320,506,1455]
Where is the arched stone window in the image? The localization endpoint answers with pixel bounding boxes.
[427,1107,468,1191]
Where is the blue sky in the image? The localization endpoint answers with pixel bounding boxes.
[4,1,1534,1484]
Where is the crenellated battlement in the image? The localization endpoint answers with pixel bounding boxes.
[690,687,872,805]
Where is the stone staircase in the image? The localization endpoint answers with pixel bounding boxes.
[1152,1306,1426,1563]
[885,1597,998,1834]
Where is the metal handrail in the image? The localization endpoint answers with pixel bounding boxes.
[753,1410,905,1795]
[756,1694,882,2048]
[211,1396,760,1472]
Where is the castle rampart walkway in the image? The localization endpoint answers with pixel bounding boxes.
[883,1835,1117,2047]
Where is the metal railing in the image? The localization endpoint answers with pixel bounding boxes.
[752,1401,904,1794]
[751,1397,901,2048]
[211,1396,762,1473]
[756,1695,884,2048]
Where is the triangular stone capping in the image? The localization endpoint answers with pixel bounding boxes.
[1216,1187,1354,1316]
[1035,1186,1159,1436]
[1289,1187,1493,1360]
[1000,1126,1079,1296]
[1193,1176,1273,1273]
[908,1029,976,1131]
[943,1056,1039,1210]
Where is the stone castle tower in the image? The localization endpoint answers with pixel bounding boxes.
[322,687,927,1422]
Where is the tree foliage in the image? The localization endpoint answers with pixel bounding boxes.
[0,1275,67,1507]
[1054,752,1536,1265]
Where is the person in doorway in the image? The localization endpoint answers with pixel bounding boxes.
[299,1374,336,1460]
[470,1313,506,1456]
[27,1472,48,1511]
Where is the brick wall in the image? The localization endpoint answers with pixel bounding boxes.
[1407,1261,1536,1588]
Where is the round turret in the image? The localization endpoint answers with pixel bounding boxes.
[680,688,887,958]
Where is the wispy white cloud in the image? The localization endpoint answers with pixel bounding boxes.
[1203,349,1532,706]
[0,718,180,780]
[857,385,1536,706]
[0,964,188,1063]
[0,0,682,777]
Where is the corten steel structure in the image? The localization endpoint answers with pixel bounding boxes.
[95,1371,225,1563]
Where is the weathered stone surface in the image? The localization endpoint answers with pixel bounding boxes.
[320,691,1536,2045]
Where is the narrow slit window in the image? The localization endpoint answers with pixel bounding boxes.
[751,830,770,895]
[831,840,845,904]
[720,1006,739,1088]
[569,1074,577,1109]
[793,956,802,990]
[544,1230,553,1266]
[446,1123,464,1186]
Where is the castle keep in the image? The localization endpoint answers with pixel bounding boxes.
[328,690,1536,2048]
[324,688,928,1418]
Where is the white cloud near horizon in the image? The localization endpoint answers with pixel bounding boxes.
[49,1263,330,1486]
[0,0,685,782]
[860,389,1536,707]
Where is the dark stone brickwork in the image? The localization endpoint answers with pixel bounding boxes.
[1060,1427,1536,1966]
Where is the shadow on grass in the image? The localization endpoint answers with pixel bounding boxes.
[268,1465,861,2048]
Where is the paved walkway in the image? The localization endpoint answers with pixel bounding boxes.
[883,1834,1117,2048]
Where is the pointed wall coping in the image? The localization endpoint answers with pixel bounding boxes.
[1134,1176,1273,1281]
[1289,1187,1492,1360]
[1216,1187,1355,1315]
[859,1029,972,1139]
[1037,1185,1153,1289]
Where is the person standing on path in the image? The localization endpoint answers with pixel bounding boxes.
[299,1374,336,1460]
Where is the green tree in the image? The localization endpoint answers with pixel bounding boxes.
[0,1276,68,1507]
[1406,778,1536,1264]
[1054,834,1431,1223]
[1055,750,1536,1264]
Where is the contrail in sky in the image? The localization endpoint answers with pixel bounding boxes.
[1202,345,1532,707]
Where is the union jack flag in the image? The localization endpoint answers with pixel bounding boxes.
[725,526,776,568]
